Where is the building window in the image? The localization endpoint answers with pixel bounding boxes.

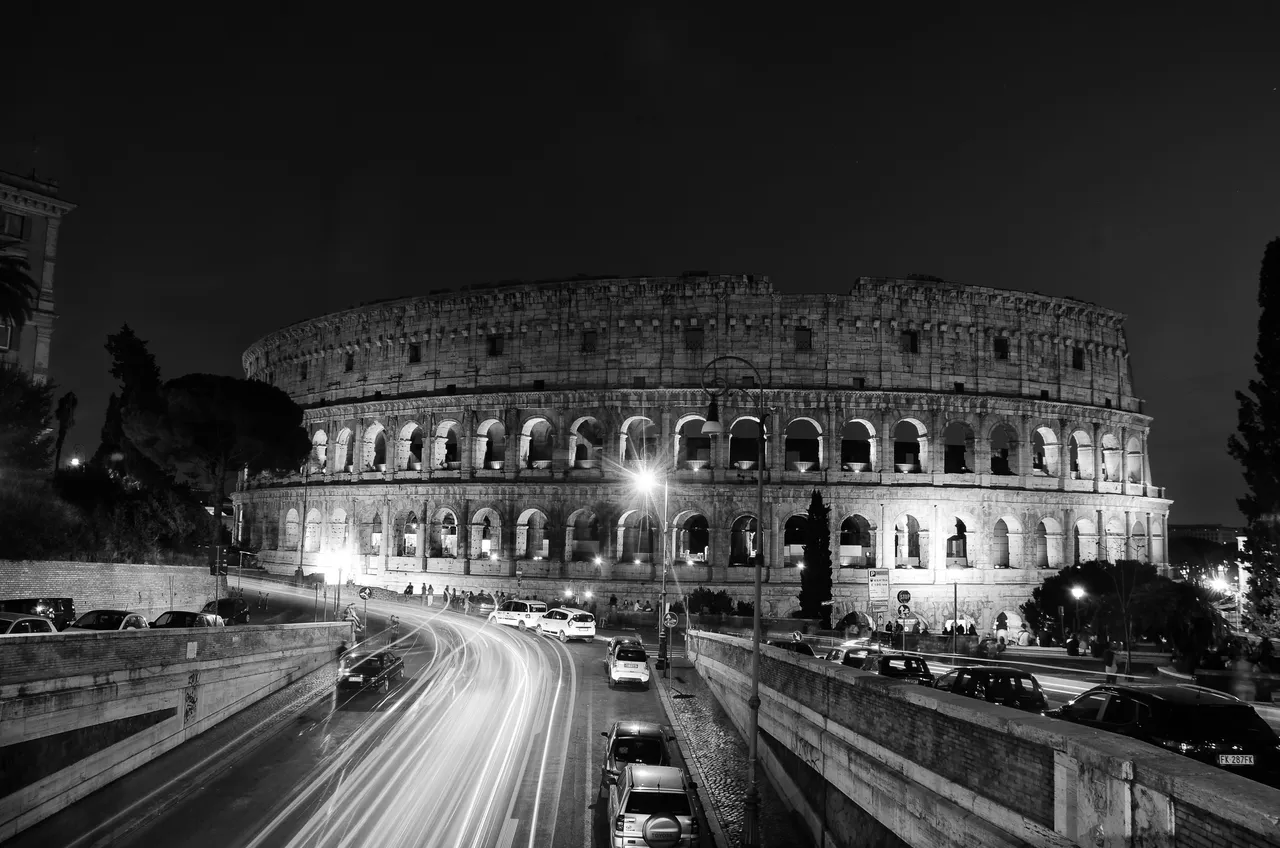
[487,335,504,356]
[299,362,308,380]
[581,330,598,353]
[684,327,704,350]
[900,330,918,353]
[994,337,1009,360]
[1073,347,1084,370]
[795,327,813,351]
[1040,389,1050,399]
[632,375,647,389]
[344,352,355,372]
[0,320,10,351]
[954,382,965,393]
[408,343,421,363]
[850,377,865,390]
[1,212,25,239]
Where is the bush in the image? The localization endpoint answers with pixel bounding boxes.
[735,600,755,617]
[687,586,735,615]
[0,479,87,559]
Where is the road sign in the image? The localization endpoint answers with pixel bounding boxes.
[869,569,889,602]
[358,587,372,600]
[896,590,912,604]
[897,604,911,617]
[663,612,679,628]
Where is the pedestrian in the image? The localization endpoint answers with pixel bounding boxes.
[444,585,451,609]
[426,583,434,607]
[966,622,977,636]
[404,582,414,599]
[421,582,427,605]
[1016,625,1032,647]
[610,594,618,613]
[1103,641,1118,683]
[464,591,472,615]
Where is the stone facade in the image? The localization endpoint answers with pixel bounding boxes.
[233,274,1171,633]
[0,171,75,384]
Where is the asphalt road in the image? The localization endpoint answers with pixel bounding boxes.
[33,581,707,848]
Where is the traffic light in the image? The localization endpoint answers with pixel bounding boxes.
[210,547,230,576]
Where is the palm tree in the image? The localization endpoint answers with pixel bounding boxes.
[0,235,39,330]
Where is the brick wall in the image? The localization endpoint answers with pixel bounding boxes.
[0,560,224,622]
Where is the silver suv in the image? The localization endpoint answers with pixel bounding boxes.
[606,763,700,847]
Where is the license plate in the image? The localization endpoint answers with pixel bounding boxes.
[1218,754,1254,766]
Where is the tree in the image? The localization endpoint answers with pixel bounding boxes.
[53,390,77,470]
[0,235,39,330]
[687,586,735,615]
[1020,560,1157,638]
[1167,535,1241,584]
[0,365,55,477]
[92,325,170,489]
[122,373,310,562]
[1229,237,1280,628]
[798,489,833,627]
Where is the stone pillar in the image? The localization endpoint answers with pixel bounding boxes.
[879,503,892,570]
[1096,509,1105,562]
[1119,426,1128,488]
[1091,423,1102,490]
[474,435,490,469]
[1063,507,1076,565]
[972,413,988,475]
[1146,512,1154,565]
[461,412,475,476]
[352,422,365,472]
[382,497,392,573]
[1008,531,1024,568]
[880,418,895,474]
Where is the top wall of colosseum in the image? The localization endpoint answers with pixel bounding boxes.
[241,275,1137,412]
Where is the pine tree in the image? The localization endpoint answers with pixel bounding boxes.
[1229,237,1280,626]
[799,489,833,627]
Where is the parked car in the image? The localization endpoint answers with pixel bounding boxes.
[607,640,652,688]
[63,610,150,632]
[606,763,700,848]
[1045,683,1280,786]
[488,599,548,631]
[0,613,58,635]
[857,653,934,685]
[202,598,251,624]
[599,720,675,794]
[767,639,817,657]
[151,610,225,628]
[933,666,1048,712]
[0,597,76,631]
[824,645,880,666]
[536,608,596,642]
[337,648,405,695]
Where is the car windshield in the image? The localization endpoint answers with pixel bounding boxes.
[76,611,124,629]
[625,790,690,816]
[617,649,647,662]
[613,737,666,765]
[528,603,547,613]
[571,613,594,623]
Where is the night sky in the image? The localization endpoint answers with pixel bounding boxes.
[4,7,1278,525]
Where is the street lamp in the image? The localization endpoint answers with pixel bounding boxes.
[1070,586,1085,635]
[701,354,767,848]
[634,467,672,676]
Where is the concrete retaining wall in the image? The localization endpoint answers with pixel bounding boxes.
[0,560,226,622]
[0,622,349,840]
[687,630,1280,848]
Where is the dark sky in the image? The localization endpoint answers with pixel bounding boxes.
[4,7,1278,525]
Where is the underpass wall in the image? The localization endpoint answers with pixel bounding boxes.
[687,631,1280,848]
[0,622,349,841]
[0,560,225,621]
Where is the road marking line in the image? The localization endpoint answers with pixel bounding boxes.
[583,696,593,848]
[497,817,519,848]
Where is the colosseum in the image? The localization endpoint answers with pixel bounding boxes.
[233,273,1170,633]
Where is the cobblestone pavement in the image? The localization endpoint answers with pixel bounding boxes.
[661,665,815,848]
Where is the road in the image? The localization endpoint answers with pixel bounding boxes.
[24,580,707,848]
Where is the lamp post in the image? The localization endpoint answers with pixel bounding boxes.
[1070,586,1084,635]
[701,354,766,848]
[635,468,671,677]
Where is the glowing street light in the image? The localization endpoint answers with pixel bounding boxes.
[1070,586,1085,634]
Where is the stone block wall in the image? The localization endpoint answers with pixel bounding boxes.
[0,560,225,623]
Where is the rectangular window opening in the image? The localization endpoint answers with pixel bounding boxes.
[581,330,598,353]
[684,327,704,350]
[1040,389,1050,400]
[632,376,647,389]
[1073,347,1084,370]
[533,379,545,391]
[0,321,11,352]
[954,382,965,394]
[795,327,813,351]
[900,330,919,354]
[408,343,421,363]
[487,335,504,356]
[344,352,355,372]
[299,362,308,380]
[851,377,865,390]
[1,212,26,239]
[994,337,1009,360]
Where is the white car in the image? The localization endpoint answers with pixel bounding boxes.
[64,609,150,632]
[607,639,651,687]
[488,599,549,631]
[0,613,58,635]
[536,607,596,642]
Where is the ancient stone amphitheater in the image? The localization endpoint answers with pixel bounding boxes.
[234,274,1169,632]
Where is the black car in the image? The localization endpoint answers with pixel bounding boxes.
[202,598,251,624]
[152,610,224,628]
[933,666,1048,712]
[858,653,934,685]
[767,639,817,657]
[598,720,675,795]
[1046,683,1280,786]
[337,649,405,695]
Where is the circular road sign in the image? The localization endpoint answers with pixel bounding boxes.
[663,612,679,629]
[358,587,372,600]
[896,590,912,604]
[897,604,911,617]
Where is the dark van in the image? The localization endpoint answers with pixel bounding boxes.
[0,598,77,631]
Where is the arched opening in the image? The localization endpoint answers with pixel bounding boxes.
[517,508,550,559]
[398,422,424,470]
[333,428,354,472]
[478,418,507,469]
[1126,436,1144,483]
[328,508,349,551]
[570,417,604,469]
[989,423,1017,475]
[394,510,419,556]
[676,415,711,470]
[284,508,300,550]
[1131,520,1149,563]
[676,513,709,562]
[1068,430,1093,479]
[783,514,808,566]
[519,418,555,468]
[1031,427,1059,476]
[838,514,874,567]
[730,515,760,565]
[894,515,920,567]
[943,421,975,474]
[617,509,658,563]
[1033,521,1050,568]
[429,509,459,558]
[264,505,279,549]
[1103,516,1125,562]
[892,421,925,473]
[620,416,658,464]
[362,424,387,471]
[567,509,602,561]
[840,420,875,471]
[946,518,969,566]
[729,418,763,469]
[1074,518,1098,563]
[310,430,328,474]
[992,519,1010,567]
[784,419,821,471]
[361,509,384,556]
[434,421,461,469]
[471,508,501,558]
[1101,433,1121,482]
[304,508,321,552]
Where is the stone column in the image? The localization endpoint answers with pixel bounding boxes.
[1096,508,1105,562]
[1119,426,1128,488]
[352,422,365,472]
[880,418,895,474]
[879,503,892,570]
[382,497,392,573]
[1146,512,1154,565]
[972,413,988,475]
[461,412,475,476]
[1124,510,1133,559]
[1091,423,1102,490]
[1063,507,1076,565]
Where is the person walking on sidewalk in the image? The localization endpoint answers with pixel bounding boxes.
[426,584,434,608]
[1103,641,1118,683]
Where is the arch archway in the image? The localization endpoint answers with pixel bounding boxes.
[1074,518,1098,563]
[1068,429,1094,479]
[569,417,604,469]
[1100,433,1122,482]
[784,418,822,471]
[675,414,711,470]
[942,421,975,474]
[893,514,921,566]
[989,422,1018,475]
[892,419,927,473]
[477,418,507,469]
[620,416,658,464]
[992,519,1011,567]
[617,508,659,563]
[393,510,420,556]
[675,512,710,562]
[1125,436,1144,483]
[838,514,875,567]
[470,507,502,558]
[429,508,459,558]
[399,422,424,470]
[517,508,551,559]
[730,514,760,565]
[362,423,388,471]
[840,419,876,471]
[309,430,328,473]
[1031,426,1059,476]
[284,508,300,550]
[303,508,322,552]
[433,420,461,468]
[333,428,354,473]
[328,508,349,551]
[783,514,808,565]
[519,418,555,468]
[729,417,764,469]
[566,508,602,561]
[360,508,384,556]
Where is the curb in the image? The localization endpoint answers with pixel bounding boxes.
[653,657,731,848]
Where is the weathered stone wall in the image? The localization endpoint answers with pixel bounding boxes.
[0,560,225,622]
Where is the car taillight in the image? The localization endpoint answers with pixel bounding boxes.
[614,815,626,833]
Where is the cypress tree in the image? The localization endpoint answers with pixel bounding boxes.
[799,489,833,627]
[1228,237,1280,625]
